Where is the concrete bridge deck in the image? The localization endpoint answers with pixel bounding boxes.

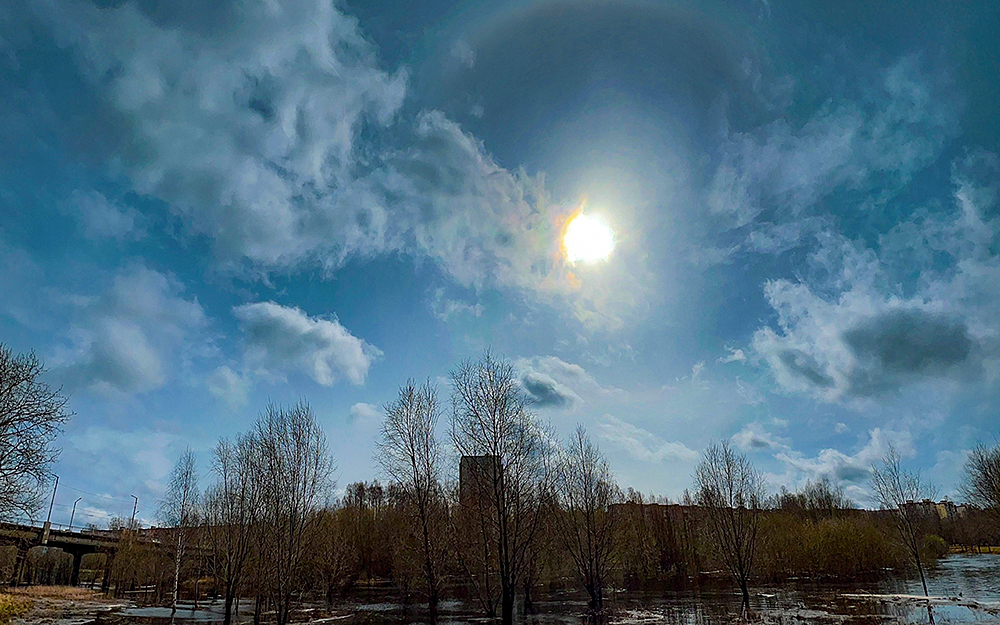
[0,520,137,587]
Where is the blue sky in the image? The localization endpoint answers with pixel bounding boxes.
[2,0,999,526]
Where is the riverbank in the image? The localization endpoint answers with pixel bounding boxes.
[950,545,1000,554]
[7,587,127,625]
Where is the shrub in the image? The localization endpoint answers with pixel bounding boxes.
[921,534,949,561]
[0,594,33,625]
[757,512,911,579]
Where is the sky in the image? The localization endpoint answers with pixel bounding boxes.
[2,0,999,527]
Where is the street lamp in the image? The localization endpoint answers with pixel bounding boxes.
[130,494,138,530]
[69,497,82,531]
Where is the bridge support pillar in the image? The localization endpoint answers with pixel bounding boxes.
[101,553,114,593]
[9,543,27,587]
[70,552,83,587]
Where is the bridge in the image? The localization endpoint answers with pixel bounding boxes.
[0,520,132,588]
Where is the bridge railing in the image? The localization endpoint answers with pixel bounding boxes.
[0,517,112,536]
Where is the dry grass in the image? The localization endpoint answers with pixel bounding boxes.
[0,593,33,625]
[6,586,106,602]
[951,545,1000,554]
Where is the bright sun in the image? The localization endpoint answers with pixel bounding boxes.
[563,213,615,263]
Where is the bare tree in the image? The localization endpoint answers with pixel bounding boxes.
[204,434,261,625]
[0,345,71,518]
[158,448,200,613]
[695,441,765,616]
[254,401,335,625]
[552,426,621,615]
[870,446,937,597]
[961,442,1000,519]
[376,380,446,624]
[305,506,355,606]
[450,352,553,625]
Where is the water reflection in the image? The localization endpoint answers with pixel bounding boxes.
[106,554,1000,625]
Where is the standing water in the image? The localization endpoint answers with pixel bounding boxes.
[104,554,1000,625]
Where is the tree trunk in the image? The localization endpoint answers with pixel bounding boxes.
[739,579,751,615]
[427,583,439,625]
[172,532,182,612]
[223,591,235,625]
[501,584,515,625]
[913,540,929,597]
[587,582,602,613]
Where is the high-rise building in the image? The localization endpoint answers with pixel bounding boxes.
[459,455,498,507]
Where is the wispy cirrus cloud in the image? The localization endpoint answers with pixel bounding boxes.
[598,414,698,463]
[707,56,959,236]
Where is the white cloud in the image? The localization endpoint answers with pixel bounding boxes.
[67,425,192,509]
[597,414,698,463]
[752,167,1000,402]
[65,189,144,241]
[717,347,747,364]
[514,355,620,409]
[771,427,914,491]
[207,365,251,410]
[234,301,380,386]
[731,421,786,452]
[23,0,651,328]
[57,264,208,395]
[349,402,381,426]
[450,39,476,69]
[32,0,407,265]
[429,288,484,321]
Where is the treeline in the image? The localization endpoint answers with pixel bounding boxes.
[112,352,977,625]
[5,344,995,623]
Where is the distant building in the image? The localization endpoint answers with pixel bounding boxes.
[935,500,958,519]
[899,499,964,520]
[459,455,498,508]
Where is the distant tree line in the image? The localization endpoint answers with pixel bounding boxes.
[4,344,1000,622]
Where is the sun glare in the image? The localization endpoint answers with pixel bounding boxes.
[563,213,615,263]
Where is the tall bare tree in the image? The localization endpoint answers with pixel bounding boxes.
[376,380,446,624]
[254,401,335,625]
[961,441,1000,520]
[158,448,200,613]
[0,345,71,518]
[205,434,261,625]
[450,352,553,625]
[553,426,621,615]
[870,446,936,597]
[695,441,766,615]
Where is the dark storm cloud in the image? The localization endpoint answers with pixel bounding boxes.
[835,464,870,483]
[759,300,982,401]
[521,371,576,409]
[843,309,974,376]
[777,349,836,389]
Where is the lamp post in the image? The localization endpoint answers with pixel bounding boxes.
[42,475,59,546]
[69,497,82,531]
[130,494,138,530]
[46,475,59,524]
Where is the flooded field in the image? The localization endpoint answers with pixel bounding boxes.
[100,554,1000,625]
